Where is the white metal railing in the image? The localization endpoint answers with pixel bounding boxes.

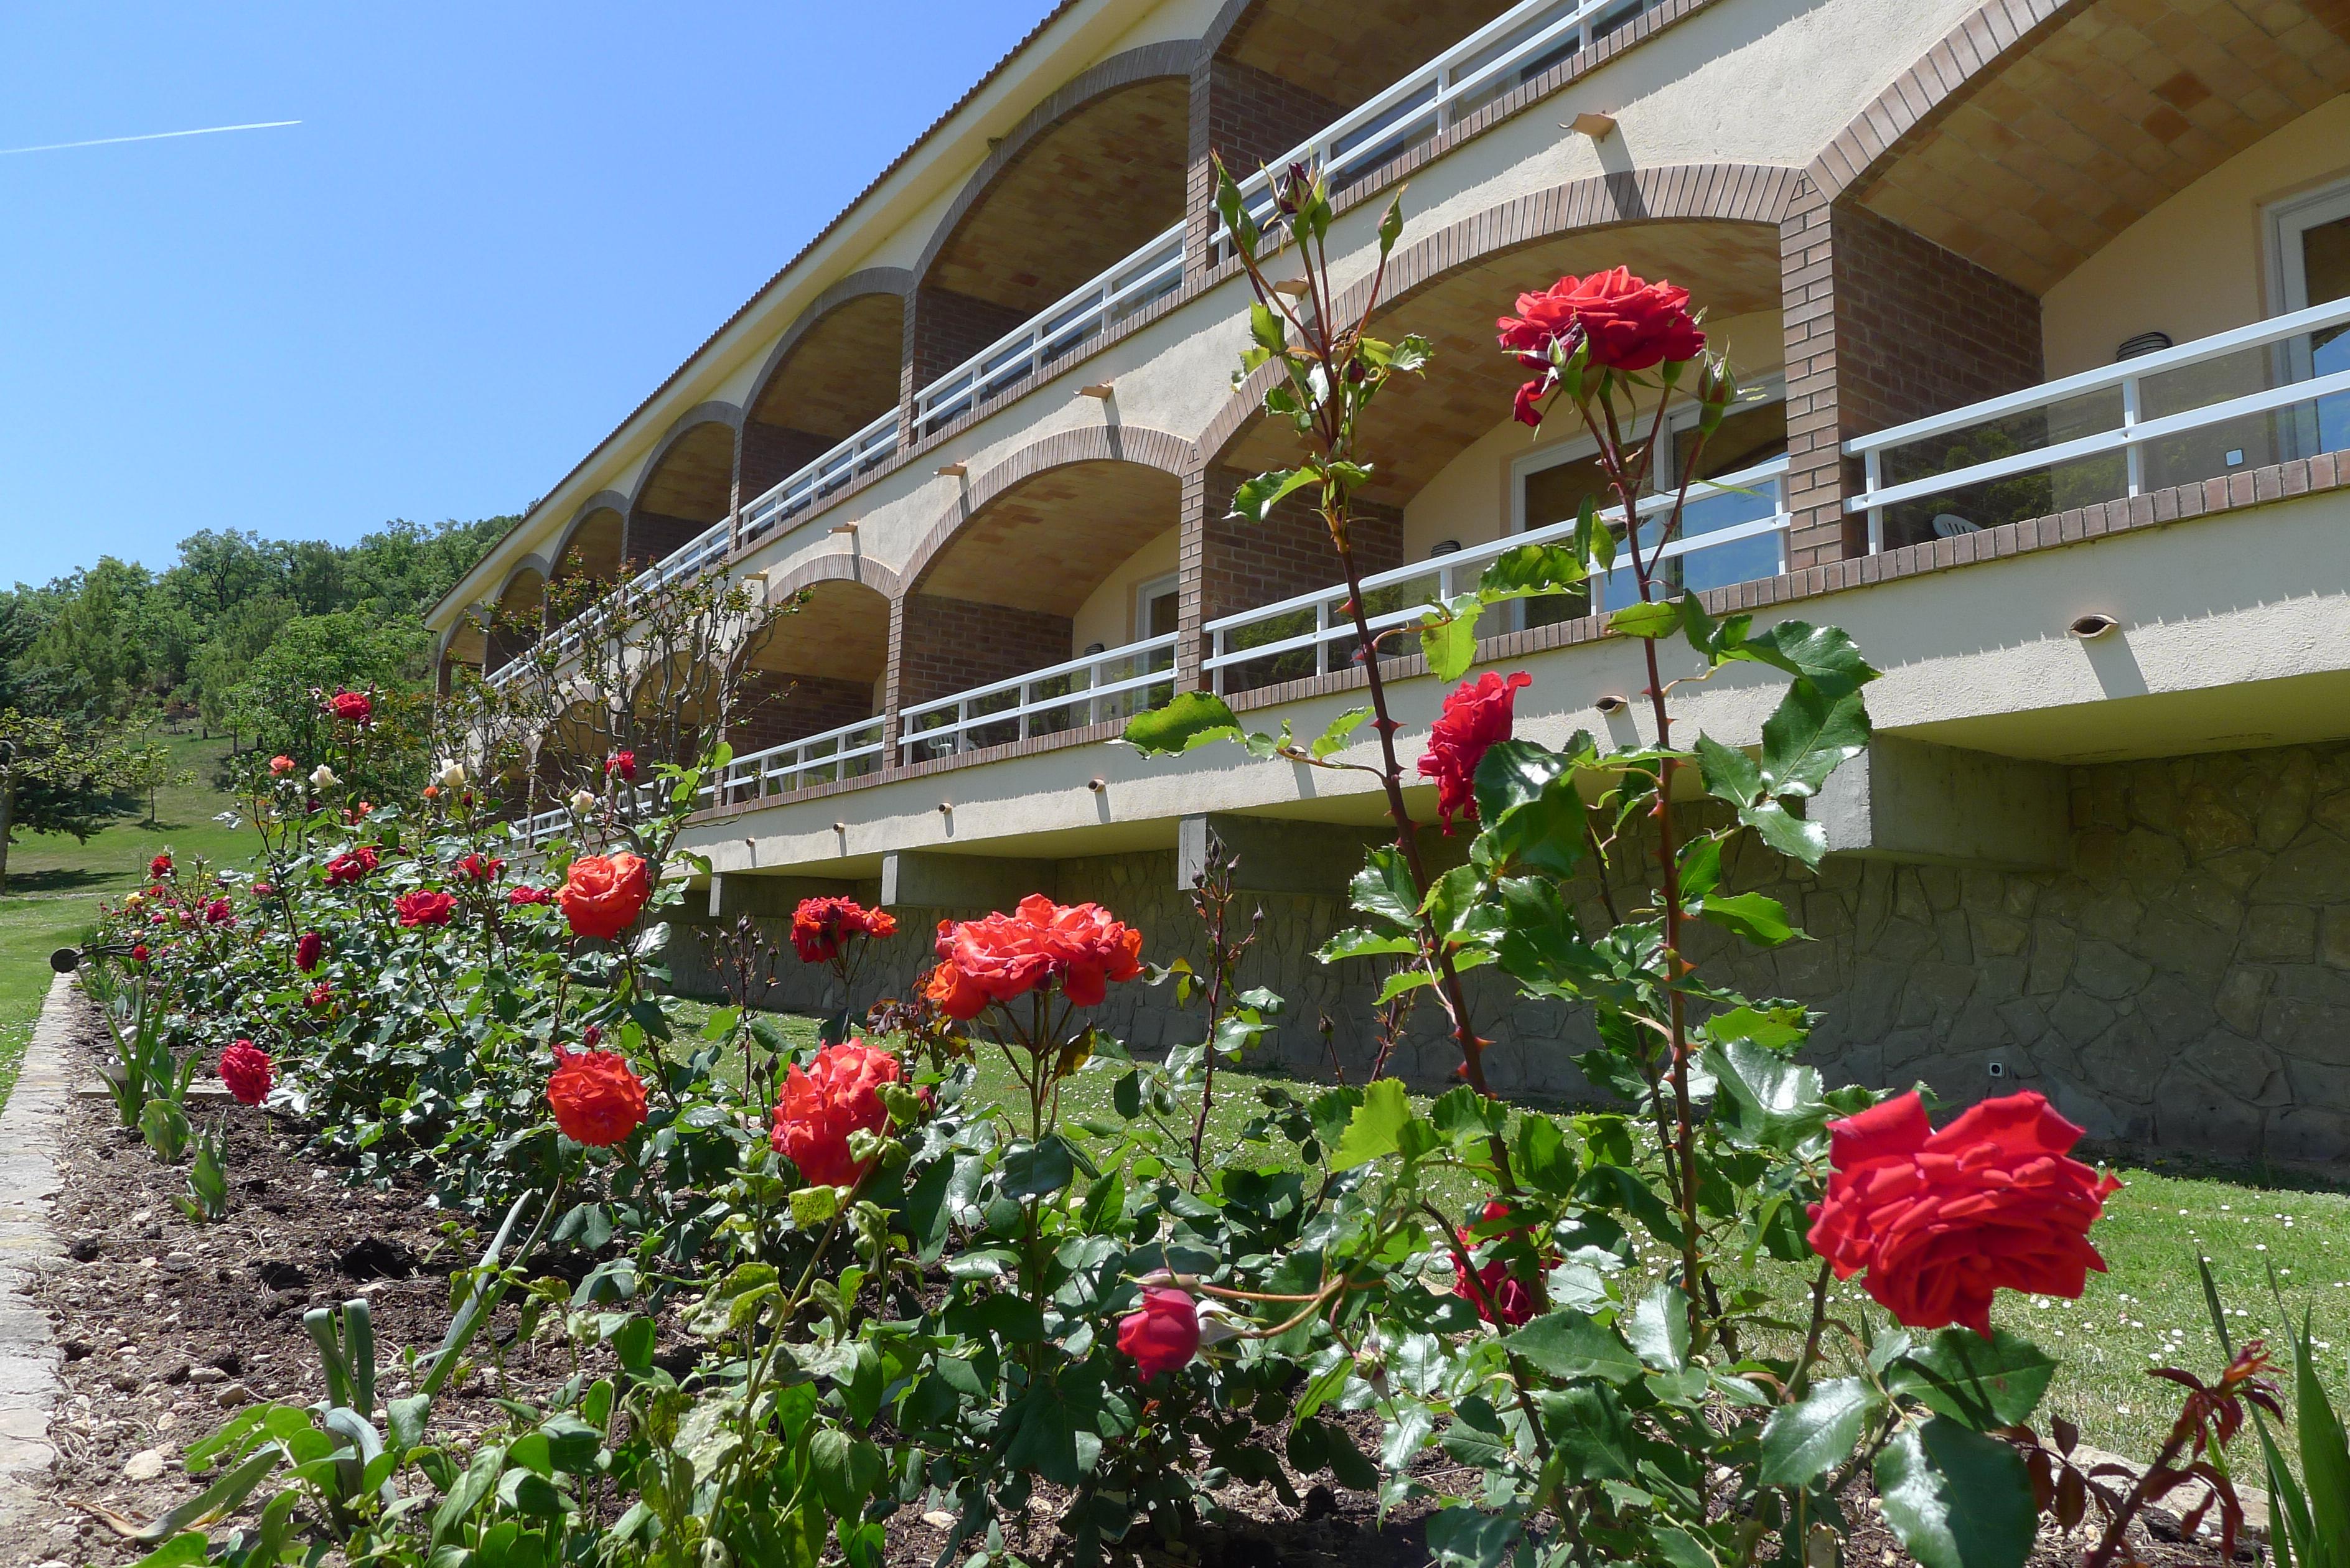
[1203,458,1789,692]
[700,717,887,810]
[514,806,569,849]
[912,224,1186,440]
[1846,297,2350,548]
[738,409,902,548]
[1219,0,1652,246]
[898,634,1179,762]
[484,517,735,690]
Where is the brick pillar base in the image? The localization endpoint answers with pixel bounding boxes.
[1185,464,1402,694]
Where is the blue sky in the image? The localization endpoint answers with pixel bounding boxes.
[0,2,1043,588]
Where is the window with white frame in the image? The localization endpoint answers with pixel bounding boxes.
[2269,179,2350,458]
[1506,381,1789,624]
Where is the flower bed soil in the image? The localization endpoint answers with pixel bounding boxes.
[4,987,2244,1568]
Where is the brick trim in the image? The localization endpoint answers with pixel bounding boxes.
[685,447,2350,826]
[763,550,906,604]
[897,423,1197,597]
[1194,161,1799,469]
[907,41,1201,292]
[1802,0,2085,205]
[740,266,913,429]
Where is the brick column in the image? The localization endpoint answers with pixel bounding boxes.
[622,511,707,571]
[727,670,876,755]
[902,286,1032,430]
[1184,56,1346,275]
[738,421,834,514]
[1780,184,2045,567]
[1184,464,1403,694]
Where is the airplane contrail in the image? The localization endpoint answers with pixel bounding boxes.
[0,119,301,157]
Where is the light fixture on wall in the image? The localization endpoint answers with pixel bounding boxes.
[1087,777,1107,793]
[829,521,859,536]
[1430,539,1462,558]
[1594,693,1629,714]
[2115,331,2173,361]
[1270,278,1311,298]
[1077,383,1114,400]
[1568,111,1617,139]
[832,822,846,834]
[935,461,968,478]
[938,801,953,815]
[2067,612,2120,640]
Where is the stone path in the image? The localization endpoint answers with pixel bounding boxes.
[0,971,72,1554]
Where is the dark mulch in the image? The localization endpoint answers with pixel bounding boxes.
[6,991,2247,1567]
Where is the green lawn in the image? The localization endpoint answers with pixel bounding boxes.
[0,727,253,1111]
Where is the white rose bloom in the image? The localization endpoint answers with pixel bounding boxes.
[437,758,467,790]
[568,788,597,814]
[311,764,339,788]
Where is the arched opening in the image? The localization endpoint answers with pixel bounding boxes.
[741,289,907,521]
[1205,211,1786,689]
[910,74,1190,426]
[1818,0,2350,551]
[721,578,894,804]
[627,419,736,571]
[900,459,1184,757]
[555,506,625,587]
[485,567,546,674]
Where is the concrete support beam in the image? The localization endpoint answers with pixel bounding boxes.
[1815,736,2068,872]
[881,851,1057,912]
[705,873,857,922]
[1177,813,1392,897]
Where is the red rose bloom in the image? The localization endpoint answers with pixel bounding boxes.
[1453,1199,1546,1327]
[1116,1287,1201,1379]
[456,852,506,882]
[149,853,173,879]
[1806,1090,2122,1337]
[770,1039,902,1188]
[558,852,652,942]
[1497,266,1705,373]
[203,897,235,926]
[1417,671,1532,833]
[546,1047,647,1147]
[130,944,149,964]
[268,754,295,777]
[218,1039,274,1106]
[933,895,1143,1017]
[790,897,899,964]
[327,689,373,725]
[325,846,379,886]
[306,982,332,1009]
[605,750,637,783]
[507,885,551,907]
[394,890,456,928]
[296,931,323,972]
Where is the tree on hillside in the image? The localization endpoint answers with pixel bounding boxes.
[222,610,436,800]
[0,710,143,890]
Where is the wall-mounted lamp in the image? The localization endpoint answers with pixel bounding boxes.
[1087,777,1107,793]
[832,822,846,834]
[1083,642,1107,656]
[2067,612,2119,640]
[2115,331,2173,362]
[1429,539,1463,558]
[935,461,968,478]
[1594,693,1630,714]
[937,801,953,815]
[1077,383,1115,400]
[1569,111,1618,139]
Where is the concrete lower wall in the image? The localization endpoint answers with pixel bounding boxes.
[670,739,2350,1167]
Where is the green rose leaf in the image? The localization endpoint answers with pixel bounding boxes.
[1502,1309,1642,1385]
[1875,1418,2036,1568]
[999,1134,1077,1199]
[1332,1078,1411,1171]
[1420,607,1484,683]
[1702,1037,1830,1152]
[1758,1377,1879,1488]
[1607,600,1681,640]
[1760,679,1871,799]
[1123,690,1242,757]
[1889,1330,2059,1430]
[1690,890,1800,945]
[1231,466,1318,522]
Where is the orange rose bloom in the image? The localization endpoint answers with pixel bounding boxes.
[558,852,651,941]
[546,1047,647,1147]
[771,1039,903,1188]
[923,960,988,1022]
[934,894,1143,1014]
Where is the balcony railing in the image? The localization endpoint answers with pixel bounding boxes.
[703,716,887,810]
[738,409,902,549]
[1846,297,2350,551]
[485,518,736,691]
[1220,0,1655,245]
[897,633,1178,763]
[912,225,1186,442]
[1203,457,1789,693]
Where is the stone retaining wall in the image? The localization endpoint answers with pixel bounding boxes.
[672,740,2350,1167]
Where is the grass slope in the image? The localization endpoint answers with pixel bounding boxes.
[0,727,252,1110]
